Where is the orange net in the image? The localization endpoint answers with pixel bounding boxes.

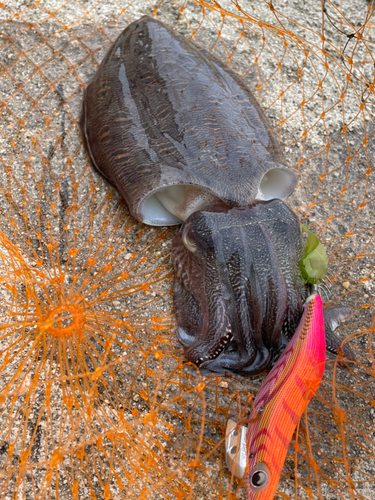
[0,0,374,498]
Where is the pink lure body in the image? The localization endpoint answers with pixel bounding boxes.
[246,294,326,499]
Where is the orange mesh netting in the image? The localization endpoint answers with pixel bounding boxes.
[0,0,374,499]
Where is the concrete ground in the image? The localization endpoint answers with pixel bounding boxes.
[0,0,374,499]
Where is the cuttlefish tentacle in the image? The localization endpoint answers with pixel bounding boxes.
[176,243,263,369]
[237,229,288,374]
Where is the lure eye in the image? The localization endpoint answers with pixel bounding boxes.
[182,224,197,253]
[251,470,267,487]
[249,462,271,493]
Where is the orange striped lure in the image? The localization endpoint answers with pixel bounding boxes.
[225,294,326,499]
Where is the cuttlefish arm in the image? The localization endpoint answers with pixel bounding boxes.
[225,294,326,499]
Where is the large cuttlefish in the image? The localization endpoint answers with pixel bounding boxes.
[80,16,353,499]
[80,15,350,373]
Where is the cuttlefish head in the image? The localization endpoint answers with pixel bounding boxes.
[171,199,306,375]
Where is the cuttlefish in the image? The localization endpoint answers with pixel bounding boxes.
[80,15,353,499]
[80,16,351,376]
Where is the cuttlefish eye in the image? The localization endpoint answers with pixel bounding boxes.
[249,462,271,492]
[182,224,197,253]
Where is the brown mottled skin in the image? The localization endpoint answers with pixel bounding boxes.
[80,17,352,375]
[80,16,295,224]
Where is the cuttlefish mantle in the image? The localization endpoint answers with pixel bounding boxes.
[80,16,297,225]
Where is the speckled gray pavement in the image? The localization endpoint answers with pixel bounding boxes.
[0,0,374,499]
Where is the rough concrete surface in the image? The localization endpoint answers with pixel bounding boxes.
[0,0,374,499]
